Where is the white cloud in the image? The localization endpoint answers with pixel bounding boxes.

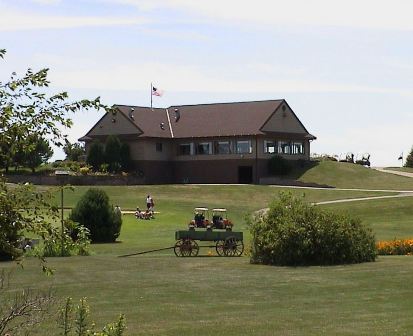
[30,0,61,5]
[0,7,151,31]
[111,0,413,31]
[44,58,413,98]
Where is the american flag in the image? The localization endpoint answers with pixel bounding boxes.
[152,86,164,97]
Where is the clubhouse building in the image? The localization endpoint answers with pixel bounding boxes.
[80,99,316,184]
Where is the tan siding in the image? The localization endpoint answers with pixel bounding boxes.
[261,104,307,134]
[128,141,145,161]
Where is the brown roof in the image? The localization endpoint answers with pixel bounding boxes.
[116,105,172,138]
[81,99,315,140]
[168,100,283,138]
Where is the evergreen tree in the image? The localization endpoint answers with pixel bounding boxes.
[405,147,413,168]
[119,142,131,171]
[69,189,122,243]
[105,135,121,173]
[86,141,105,171]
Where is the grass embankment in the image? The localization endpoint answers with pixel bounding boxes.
[296,161,413,190]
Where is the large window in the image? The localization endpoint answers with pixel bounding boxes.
[196,142,212,155]
[236,140,252,154]
[278,141,291,154]
[264,140,276,154]
[215,141,231,154]
[178,143,194,156]
[292,141,304,155]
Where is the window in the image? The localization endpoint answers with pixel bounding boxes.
[178,143,193,156]
[292,141,304,155]
[264,140,276,154]
[196,142,212,155]
[236,140,252,154]
[278,141,291,154]
[156,142,163,152]
[215,141,231,154]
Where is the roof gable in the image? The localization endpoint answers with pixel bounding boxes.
[260,101,308,134]
[84,109,143,138]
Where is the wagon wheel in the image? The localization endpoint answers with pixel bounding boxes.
[215,240,225,256]
[223,237,244,257]
[174,239,199,257]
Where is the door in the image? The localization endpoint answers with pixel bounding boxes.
[238,166,253,184]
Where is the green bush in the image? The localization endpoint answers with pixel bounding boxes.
[79,166,90,175]
[69,189,122,243]
[268,155,292,175]
[248,192,376,266]
[87,141,105,171]
[26,220,91,257]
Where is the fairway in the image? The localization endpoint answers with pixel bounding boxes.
[3,184,413,335]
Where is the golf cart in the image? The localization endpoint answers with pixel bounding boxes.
[211,208,233,231]
[189,207,210,228]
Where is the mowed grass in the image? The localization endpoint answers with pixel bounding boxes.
[320,196,413,241]
[5,255,413,335]
[2,184,413,335]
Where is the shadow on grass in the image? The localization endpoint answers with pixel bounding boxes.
[265,161,334,188]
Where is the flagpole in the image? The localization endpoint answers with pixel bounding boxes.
[150,82,153,110]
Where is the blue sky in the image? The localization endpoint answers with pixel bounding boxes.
[1,0,412,166]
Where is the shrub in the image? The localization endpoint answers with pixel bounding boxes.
[58,297,126,336]
[268,155,292,175]
[69,189,122,243]
[27,220,91,257]
[79,166,90,175]
[248,192,376,266]
[87,141,105,171]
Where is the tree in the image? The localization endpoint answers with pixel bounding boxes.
[0,49,103,174]
[119,142,131,171]
[0,48,108,259]
[0,178,59,261]
[23,134,53,172]
[105,135,122,173]
[69,189,122,243]
[86,141,105,171]
[63,141,85,162]
[404,147,413,168]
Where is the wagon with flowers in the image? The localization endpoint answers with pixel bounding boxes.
[174,229,243,257]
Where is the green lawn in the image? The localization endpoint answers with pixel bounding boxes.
[319,196,413,240]
[3,184,413,335]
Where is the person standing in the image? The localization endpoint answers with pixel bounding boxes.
[146,195,152,210]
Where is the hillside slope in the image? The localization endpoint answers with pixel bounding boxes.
[297,161,413,190]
